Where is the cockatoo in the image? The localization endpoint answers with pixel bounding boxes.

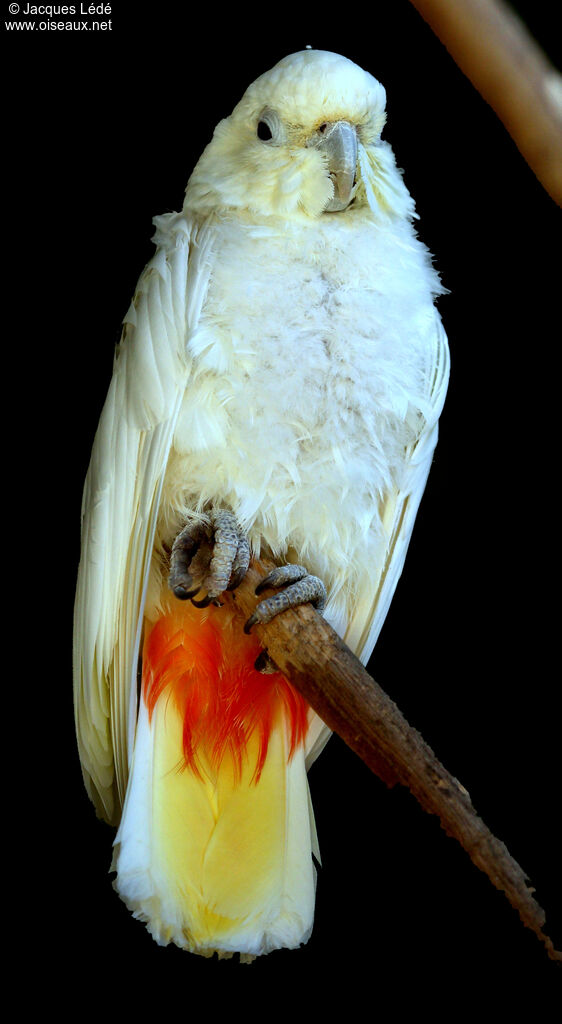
[74,48,449,960]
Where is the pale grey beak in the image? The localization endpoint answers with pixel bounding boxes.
[308,120,358,212]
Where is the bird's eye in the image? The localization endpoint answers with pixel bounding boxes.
[256,107,282,145]
[257,120,273,141]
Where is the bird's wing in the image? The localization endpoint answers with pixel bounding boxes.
[73,212,214,825]
[305,311,448,769]
[348,310,450,664]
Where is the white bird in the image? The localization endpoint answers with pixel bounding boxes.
[73,48,449,960]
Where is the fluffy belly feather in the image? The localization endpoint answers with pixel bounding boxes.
[154,219,434,621]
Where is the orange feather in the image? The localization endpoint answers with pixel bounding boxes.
[143,595,309,784]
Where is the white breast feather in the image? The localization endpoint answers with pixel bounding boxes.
[151,210,446,648]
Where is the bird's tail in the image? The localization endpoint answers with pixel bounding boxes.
[112,593,318,958]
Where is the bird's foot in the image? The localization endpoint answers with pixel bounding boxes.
[168,509,250,606]
[244,564,327,633]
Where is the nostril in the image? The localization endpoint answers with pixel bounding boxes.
[319,123,327,133]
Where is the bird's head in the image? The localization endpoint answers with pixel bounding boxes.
[184,50,415,224]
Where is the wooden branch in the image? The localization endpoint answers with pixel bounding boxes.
[231,557,561,962]
[409,0,562,206]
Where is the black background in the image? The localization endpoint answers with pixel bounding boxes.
[6,0,561,1008]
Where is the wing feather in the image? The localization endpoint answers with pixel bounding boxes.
[73,212,213,824]
[348,311,450,664]
[305,312,449,769]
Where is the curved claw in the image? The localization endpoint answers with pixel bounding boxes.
[172,584,201,601]
[190,593,214,608]
[190,594,224,609]
[244,613,259,634]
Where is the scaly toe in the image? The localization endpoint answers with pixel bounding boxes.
[168,509,250,604]
[245,568,327,633]
[226,532,251,591]
[255,563,309,595]
[198,509,250,600]
[168,521,210,600]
